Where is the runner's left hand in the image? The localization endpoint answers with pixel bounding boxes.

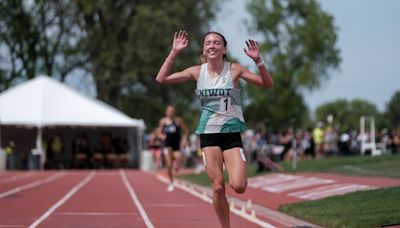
[244,39,261,62]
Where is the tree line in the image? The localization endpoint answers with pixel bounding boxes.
[315,92,400,132]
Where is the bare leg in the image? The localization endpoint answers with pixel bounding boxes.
[173,151,183,172]
[203,147,230,228]
[223,147,247,194]
[155,150,162,170]
[166,147,174,183]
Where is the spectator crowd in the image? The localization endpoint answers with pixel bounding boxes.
[144,119,400,174]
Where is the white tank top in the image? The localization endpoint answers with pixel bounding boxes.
[195,62,246,134]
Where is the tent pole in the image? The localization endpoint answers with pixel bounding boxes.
[36,127,45,169]
[0,117,2,150]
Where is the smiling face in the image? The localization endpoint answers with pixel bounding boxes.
[203,33,227,61]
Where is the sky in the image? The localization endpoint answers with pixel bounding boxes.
[210,0,400,112]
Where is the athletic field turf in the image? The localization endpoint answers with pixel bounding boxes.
[180,153,400,227]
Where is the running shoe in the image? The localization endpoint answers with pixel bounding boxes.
[167,183,175,192]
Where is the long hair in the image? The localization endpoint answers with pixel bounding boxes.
[201,31,229,63]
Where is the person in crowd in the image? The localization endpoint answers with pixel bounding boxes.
[49,134,64,169]
[72,133,90,168]
[390,128,399,154]
[312,122,324,158]
[149,129,164,171]
[4,140,15,169]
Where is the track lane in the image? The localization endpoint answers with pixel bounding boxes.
[0,172,35,184]
[124,170,260,228]
[0,172,65,199]
[0,171,89,227]
[38,171,148,228]
[0,172,59,193]
[29,172,95,228]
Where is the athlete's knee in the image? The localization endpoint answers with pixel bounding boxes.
[233,185,246,194]
[231,180,247,194]
[211,179,225,197]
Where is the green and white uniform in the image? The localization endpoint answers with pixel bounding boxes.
[195,62,246,134]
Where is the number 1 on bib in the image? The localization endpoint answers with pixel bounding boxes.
[220,97,231,112]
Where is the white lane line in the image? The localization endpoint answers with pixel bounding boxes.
[0,172,34,183]
[156,175,276,228]
[248,174,300,188]
[0,225,25,227]
[288,183,376,200]
[308,184,374,200]
[28,171,96,228]
[261,177,335,193]
[55,212,137,216]
[0,172,65,198]
[289,183,346,199]
[120,170,154,228]
[147,203,205,208]
[249,174,337,193]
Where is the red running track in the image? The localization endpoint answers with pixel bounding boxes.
[0,170,261,228]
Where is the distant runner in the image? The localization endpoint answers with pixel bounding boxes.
[158,105,189,192]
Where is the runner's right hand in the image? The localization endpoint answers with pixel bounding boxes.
[172,30,189,53]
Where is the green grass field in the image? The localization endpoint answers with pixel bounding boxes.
[280,186,400,228]
[179,153,400,227]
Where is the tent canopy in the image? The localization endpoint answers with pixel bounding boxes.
[0,75,145,129]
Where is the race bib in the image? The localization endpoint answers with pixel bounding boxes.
[220,97,231,112]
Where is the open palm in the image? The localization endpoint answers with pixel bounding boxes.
[172,30,189,52]
[244,39,261,61]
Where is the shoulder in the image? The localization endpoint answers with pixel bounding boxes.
[185,65,202,71]
[230,62,247,80]
[183,65,202,80]
[159,117,167,125]
[230,63,246,75]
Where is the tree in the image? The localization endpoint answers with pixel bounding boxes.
[0,0,86,91]
[245,0,341,130]
[386,90,400,128]
[0,1,218,130]
[74,0,218,130]
[315,99,381,131]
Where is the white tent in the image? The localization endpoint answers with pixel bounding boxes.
[0,75,145,128]
[0,75,145,169]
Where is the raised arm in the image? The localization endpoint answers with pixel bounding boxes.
[239,39,273,88]
[156,30,196,84]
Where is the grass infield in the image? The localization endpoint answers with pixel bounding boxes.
[279,186,400,228]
